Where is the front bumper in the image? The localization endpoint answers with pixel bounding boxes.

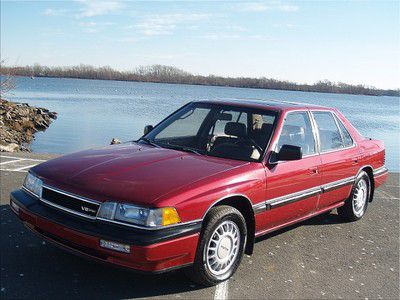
[10,189,201,273]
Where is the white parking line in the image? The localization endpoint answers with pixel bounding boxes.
[0,156,46,173]
[214,280,229,300]
[0,159,25,165]
[1,155,45,162]
[14,163,40,172]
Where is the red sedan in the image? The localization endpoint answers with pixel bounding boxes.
[10,100,388,286]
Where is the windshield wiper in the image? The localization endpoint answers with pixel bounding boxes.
[171,145,204,155]
[139,137,160,148]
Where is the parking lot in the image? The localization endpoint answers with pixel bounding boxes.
[1,152,399,299]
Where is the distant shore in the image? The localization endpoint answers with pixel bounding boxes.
[1,64,399,97]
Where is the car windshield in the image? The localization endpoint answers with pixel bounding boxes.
[141,102,278,162]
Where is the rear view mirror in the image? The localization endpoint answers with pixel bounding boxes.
[144,125,154,135]
[277,145,302,161]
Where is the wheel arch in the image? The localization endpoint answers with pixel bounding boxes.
[202,194,255,255]
[359,166,375,202]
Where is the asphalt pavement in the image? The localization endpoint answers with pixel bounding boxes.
[1,152,399,299]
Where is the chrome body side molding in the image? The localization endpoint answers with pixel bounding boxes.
[253,176,355,214]
[253,165,388,214]
[373,166,388,177]
[321,176,355,192]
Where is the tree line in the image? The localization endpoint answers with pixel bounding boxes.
[1,64,398,97]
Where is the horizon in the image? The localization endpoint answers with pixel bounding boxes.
[1,1,399,90]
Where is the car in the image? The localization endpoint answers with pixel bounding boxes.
[10,100,388,286]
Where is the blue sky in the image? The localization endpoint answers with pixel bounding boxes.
[1,1,399,89]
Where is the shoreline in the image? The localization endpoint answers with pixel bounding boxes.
[2,64,399,97]
[9,75,400,98]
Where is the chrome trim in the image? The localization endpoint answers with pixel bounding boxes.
[253,202,267,214]
[42,184,101,205]
[97,217,203,230]
[22,186,41,199]
[321,176,355,192]
[253,176,356,213]
[40,197,97,220]
[266,186,322,209]
[373,166,388,177]
[31,185,203,230]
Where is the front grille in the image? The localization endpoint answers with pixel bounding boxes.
[41,187,100,218]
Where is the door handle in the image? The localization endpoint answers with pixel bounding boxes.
[352,159,359,166]
[309,167,318,175]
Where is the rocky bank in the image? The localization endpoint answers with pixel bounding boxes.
[0,99,57,152]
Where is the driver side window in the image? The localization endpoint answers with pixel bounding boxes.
[277,112,316,156]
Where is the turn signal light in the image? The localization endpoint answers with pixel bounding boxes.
[162,207,181,226]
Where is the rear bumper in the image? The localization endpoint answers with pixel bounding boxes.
[10,189,201,273]
[374,166,389,189]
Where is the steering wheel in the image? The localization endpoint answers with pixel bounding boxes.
[233,137,263,153]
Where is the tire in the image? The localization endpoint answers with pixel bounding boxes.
[338,171,371,221]
[185,205,247,286]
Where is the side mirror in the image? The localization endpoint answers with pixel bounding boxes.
[144,125,154,135]
[277,145,302,161]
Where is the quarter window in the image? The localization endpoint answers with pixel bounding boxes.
[277,112,316,156]
[313,112,344,152]
[334,115,354,147]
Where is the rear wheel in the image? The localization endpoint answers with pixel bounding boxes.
[185,205,247,286]
[338,171,371,221]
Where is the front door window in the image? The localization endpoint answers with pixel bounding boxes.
[276,112,316,156]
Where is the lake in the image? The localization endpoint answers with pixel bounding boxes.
[6,76,400,171]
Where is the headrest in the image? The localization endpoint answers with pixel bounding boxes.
[284,125,305,138]
[261,123,273,134]
[225,122,246,137]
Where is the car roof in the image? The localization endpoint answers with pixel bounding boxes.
[196,99,330,112]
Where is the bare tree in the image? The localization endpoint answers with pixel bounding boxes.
[0,63,398,97]
[0,60,16,97]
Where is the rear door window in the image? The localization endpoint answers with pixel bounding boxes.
[312,111,344,152]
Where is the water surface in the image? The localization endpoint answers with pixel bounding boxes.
[7,76,399,171]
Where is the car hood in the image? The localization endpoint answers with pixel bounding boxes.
[32,143,248,206]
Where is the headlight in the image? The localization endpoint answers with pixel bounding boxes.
[23,172,43,198]
[97,202,181,227]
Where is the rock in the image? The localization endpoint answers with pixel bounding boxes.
[0,143,19,152]
[0,98,57,152]
[110,138,122,145]
[49,111,58,119]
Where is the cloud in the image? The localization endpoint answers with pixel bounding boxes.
[76,0,123,18]
[234,1,298,13]
[202,33,241,40]
[79,21,97,27]
[43,8,68,16]
[78,21,114,34]
[135,13,211,36]
[278,4,298,12]
[237,3,270,12]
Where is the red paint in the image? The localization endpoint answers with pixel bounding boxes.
[16,100,387,273]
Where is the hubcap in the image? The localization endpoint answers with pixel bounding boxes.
[352,178,368,217]
[205,221,240,276]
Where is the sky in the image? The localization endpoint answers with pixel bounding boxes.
[1,0,399,89]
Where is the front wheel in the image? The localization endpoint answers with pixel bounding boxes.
[338,171,371,221]
[185,205,247,286]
